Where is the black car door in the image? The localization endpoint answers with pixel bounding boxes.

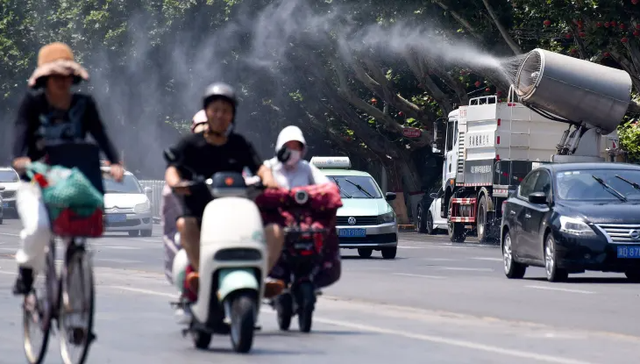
[511,171,539,258]
[521,170,553,261]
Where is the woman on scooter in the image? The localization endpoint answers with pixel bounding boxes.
[263,125,342,290]
[161,109,208,285]
[164,82,286,301]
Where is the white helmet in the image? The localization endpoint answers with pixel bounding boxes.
[172,249,189,293]
[275,125,306,156]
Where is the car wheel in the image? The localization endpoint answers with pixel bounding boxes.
[357,248,373,258]
[128,230,140,237]
[141,229,152,237]
[416,206,427,233]
[381,247,397,259]
[502,231,526,279]
[624,270,640,282]
[544,234,568,282]
[426,212,435,235]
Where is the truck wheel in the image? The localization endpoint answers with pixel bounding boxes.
[477,196,496,244]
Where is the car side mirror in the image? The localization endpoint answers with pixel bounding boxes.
[0,186,5,191]
[528,192,547,205]
[144,187,152,195]
[385,192,397,201]
[429,192,437,199]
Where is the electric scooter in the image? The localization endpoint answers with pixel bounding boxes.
[171,171,267,353]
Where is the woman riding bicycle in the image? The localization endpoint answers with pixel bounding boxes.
[11,42,124,295]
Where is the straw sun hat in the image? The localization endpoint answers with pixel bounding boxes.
[27,42,89,88]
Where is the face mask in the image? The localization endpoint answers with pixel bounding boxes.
[285,150,301,166]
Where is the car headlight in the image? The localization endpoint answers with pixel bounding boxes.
[134,200,151,214]
[559,216,595,236]
[378,211,396,224]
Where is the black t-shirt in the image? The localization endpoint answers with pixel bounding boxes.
[166,132,262,180]
[12,91,120,164]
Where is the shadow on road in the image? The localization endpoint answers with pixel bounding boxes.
[525,276,637,284]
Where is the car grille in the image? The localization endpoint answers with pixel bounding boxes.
[595,224,640,244]
[336,216,379,226]
[1,191,15,199]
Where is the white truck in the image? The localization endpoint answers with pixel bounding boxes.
[438,48,631,243]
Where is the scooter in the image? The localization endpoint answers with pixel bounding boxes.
[257,185,341,333]
[170,171,267,353]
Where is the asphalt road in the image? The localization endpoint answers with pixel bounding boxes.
[0,219,639,364]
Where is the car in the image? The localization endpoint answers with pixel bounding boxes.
[416,186,447,234]
[103,170,153,237]
[500,162,640,283]
[311,156,398,259]
[0,167,20,217]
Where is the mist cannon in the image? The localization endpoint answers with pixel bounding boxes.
[513,48,632,160]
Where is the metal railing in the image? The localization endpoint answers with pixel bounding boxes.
[139,180,165,223]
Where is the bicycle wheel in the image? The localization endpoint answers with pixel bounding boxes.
[23,240,55,364]
[59,241,95,364]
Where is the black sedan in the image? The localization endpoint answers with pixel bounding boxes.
[500,162,640,282]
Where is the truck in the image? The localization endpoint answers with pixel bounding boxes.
[436,48,632,244]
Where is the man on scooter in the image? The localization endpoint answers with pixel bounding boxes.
[165,82,286,300]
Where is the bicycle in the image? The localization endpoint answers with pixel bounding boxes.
[22,163,109,364]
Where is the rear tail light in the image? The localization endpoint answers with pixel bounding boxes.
[501,200,507,215]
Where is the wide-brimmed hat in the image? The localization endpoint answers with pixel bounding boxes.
[27,42,89,88]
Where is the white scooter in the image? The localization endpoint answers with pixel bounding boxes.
[170,171,267,353]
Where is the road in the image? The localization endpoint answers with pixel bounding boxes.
[0,219,638,364]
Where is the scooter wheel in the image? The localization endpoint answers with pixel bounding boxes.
[297,283,315,333]
[276,293,293,331]
[192,330,212,350]
[230,293,256,353]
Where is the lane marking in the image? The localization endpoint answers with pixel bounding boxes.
[95,258,143,264]
[397,246,427,249]
[471,257,503,262]
[422,258,458,262]
[438,267,494,272]
[96,246,142,250]
[0,232,19,237]
[106,285,594,364]
[525,285,596,295]
[393,273,447,279]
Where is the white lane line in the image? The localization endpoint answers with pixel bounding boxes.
[393,273,447,279]
[106,285,594,364]
[0,232,19,237]
[438,267,494,272]
[96,246,142,250]
[525,285,596,295]
[397,246,427,249]
[422,258,458,262]
[471,257,503,262]
[95,258,143,264]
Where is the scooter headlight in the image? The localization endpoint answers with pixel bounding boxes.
[294,190,309,205]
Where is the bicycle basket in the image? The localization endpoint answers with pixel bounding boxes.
[27,162,105,237]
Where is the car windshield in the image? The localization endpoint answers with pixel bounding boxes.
[104,174,142,194]
[329,175,382,199]
[0,170,18,182]
[555,169,640,201]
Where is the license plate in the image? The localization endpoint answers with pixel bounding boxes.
[106,214,127,223]
[338,228,366,238]
[616,246,640,259]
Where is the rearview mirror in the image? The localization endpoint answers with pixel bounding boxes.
[528,192,547,205]
[144,187,152,195]
[385,192,397,201]
[429,192,437,199]
[0,186,5,191]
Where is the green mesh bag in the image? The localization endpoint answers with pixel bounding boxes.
[27,161,105,220]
